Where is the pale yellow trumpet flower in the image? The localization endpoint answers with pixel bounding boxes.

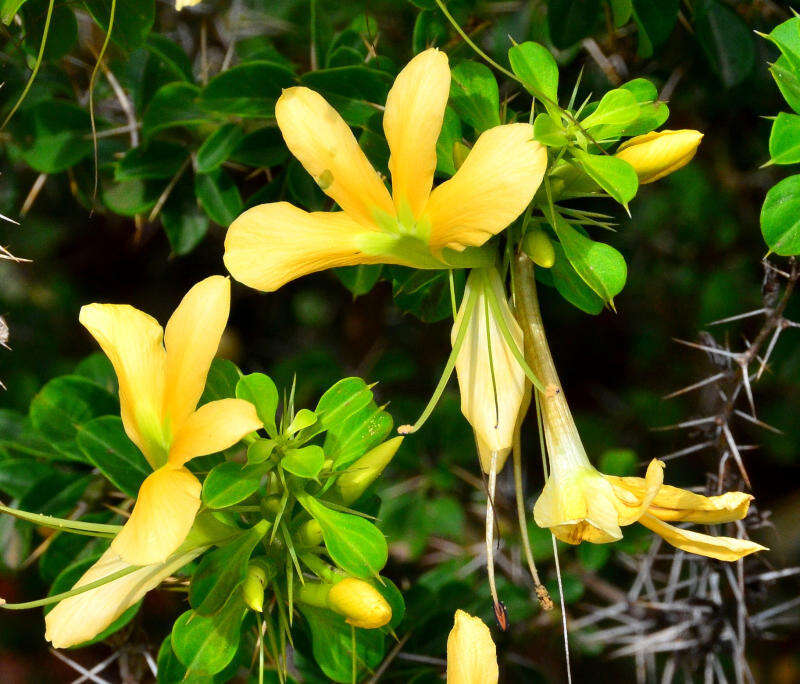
[224,48,547,292]
[446,610,499,684]
[615,129,703,184]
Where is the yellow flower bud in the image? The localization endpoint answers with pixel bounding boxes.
[242,563,268,613]
[327,578,392,629]
[297,519,324,547]
[333,436,403,504]
[521,229,555,268]
[615,129,703,184]
[446,610,498,684]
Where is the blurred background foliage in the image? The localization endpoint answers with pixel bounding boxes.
[2,0,800,681]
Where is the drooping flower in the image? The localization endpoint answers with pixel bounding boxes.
[446,609,499,684]
[78,276,262,565]
[615,129,703,184]
[452,268,526,474]
[224,48,547,292]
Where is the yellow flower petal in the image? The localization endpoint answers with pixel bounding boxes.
[615,129,703,184]
[534,467,623,544]
[225,202,390,292]
[425,124,546,251]
[45,545,203,649]
[275,87,394,228]
[639,513,767,561]
[609,459,664,526]
[383,48,450,220]
[111,466,201,565]
[163,276,230,431]
[327,578,392,629]
[446,610,498,684]
[79,304,167,467]
[168,398,262,466]
[452,270,525,473]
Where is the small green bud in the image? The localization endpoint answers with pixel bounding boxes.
[333,436,403,504]
[243,563,268,612]
[522,230,556,269]
[452,141,471,170]
[297,519,324,547]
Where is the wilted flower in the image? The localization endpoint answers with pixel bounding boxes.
[446,609,498,684]
[224,48,547,292]
[615,129,703,183]
[452,268,526,473]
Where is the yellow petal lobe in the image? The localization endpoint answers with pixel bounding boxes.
[426,124,546,250]
[446,609,499,684]
[275,87,394,228]
[609,458,664,525]
[111,466,201,565]
[163,275,230,432]
[384,48,450,220]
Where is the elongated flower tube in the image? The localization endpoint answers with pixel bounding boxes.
[446,610,498,684]
[452,268,526,474]
[513,255,766,561]
[615,129,703,184]
[224,48,547,292]
[78,276,262,566]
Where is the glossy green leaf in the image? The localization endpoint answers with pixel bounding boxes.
[161,175,209,256]
[196,123,245,174]
[282,444,325,479]
[202,462,268,509]
[200,61,295,117]
[412,9,448,55]
[548,0,601,49]
[335,265,383,297]
[435,106,462,176]
[12,101,91,174]
[1,0,28,24]
[533,113,568,147]
[571,149,638,206]
[509,42,559,105]
[200,359,241,403]
[0,459,53,499]
[694,0,755,87]
[760,174,800,255]
[142,82,215,138]
[620,78,669,136]
[449,61,501,133]
[548,243,605,315]
[145,34,194,81]
[580,89,640,131]
[769,112,800,165]
[230,126,289,169]
[195,167,243,227]
[632,0,679,58]
[115,141,187,181]
[765,16,800,73]
[770,58,800,115]
[102,179,159,217]
[83,0,155,51]
[77,416,150,497]
[236,372,279,437]
[609,0,633,27]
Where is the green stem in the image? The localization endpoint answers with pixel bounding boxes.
[0,503,121,538]
[88,0,117,201]
[1,0,55,130]
[296,581,332,608]
[1,564,141,610]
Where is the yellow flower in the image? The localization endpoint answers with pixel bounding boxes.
[446,610,498,684]
[224,48,547,292]
[615,129,703,184]
[79,276,262,565]
[327,578,392,629]
[452,269,526,474]
[175,0,201,9]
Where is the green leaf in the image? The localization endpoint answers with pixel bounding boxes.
[236,372,279,437]
[172,590,247,675]
[580,89,640,131]
[200,61,295,117]
[632,0,679,58]
[609,0,633,27]
[549,211,627,305]
[146,34,194,82]
[287,408,317,434]
[694,0,755,87]
[202,462,268,509]
[189,521,269,615]
[0,459,53,499]
[12,101,91,174]
[770,58,800,115]
[196,123,245,174]
[449,61,501,133]
[38,512,113,582]
[300,605,385,683]
[230,126,289,169]
[571,149,638,206]
[161,175,209,256]
[765,16,800,73]
[102,179,159,216]
[298,495,388,578]
[1,0,28,24]
[386,266,465,323]
[30,375,118,462]
[548,243,605,315]
[334,265,383,297]
[508,42,559,105]
[548,0,601,49]
[412,9,448,55]
[22,0,77,61]
[282,444,325,479]
[77,416,150,497]
[301,65,392,104]
[195,168,243,226]
[83,0,155,51]
[620,78,669,136]
[760,174,800,255]
[533,113,568,147]
[142,82,215,138]
[435,106,462,176]
[115,141,187,181]
[769,112,800,165]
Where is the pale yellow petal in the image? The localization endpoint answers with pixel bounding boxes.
[225,202,391,292]
[384,48,450,220]
[446,610,499,684]
[609,459,664,526]
[452,270,525,474]
[79,304,167,467]
[426,124,546,250]
[168,398,262,466]
[275,87,394,227]
[639,513,767,561]
[45,544,203,649]
[111,466,201,565]
[163,276,230,432]
[616,130,703,184]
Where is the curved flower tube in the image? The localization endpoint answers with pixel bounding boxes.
[78,276,262,565]
[446,609,499,684]
[513,256,766,561]
[224,48,547,292]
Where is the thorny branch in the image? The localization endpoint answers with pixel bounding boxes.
[575,258,800,684]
